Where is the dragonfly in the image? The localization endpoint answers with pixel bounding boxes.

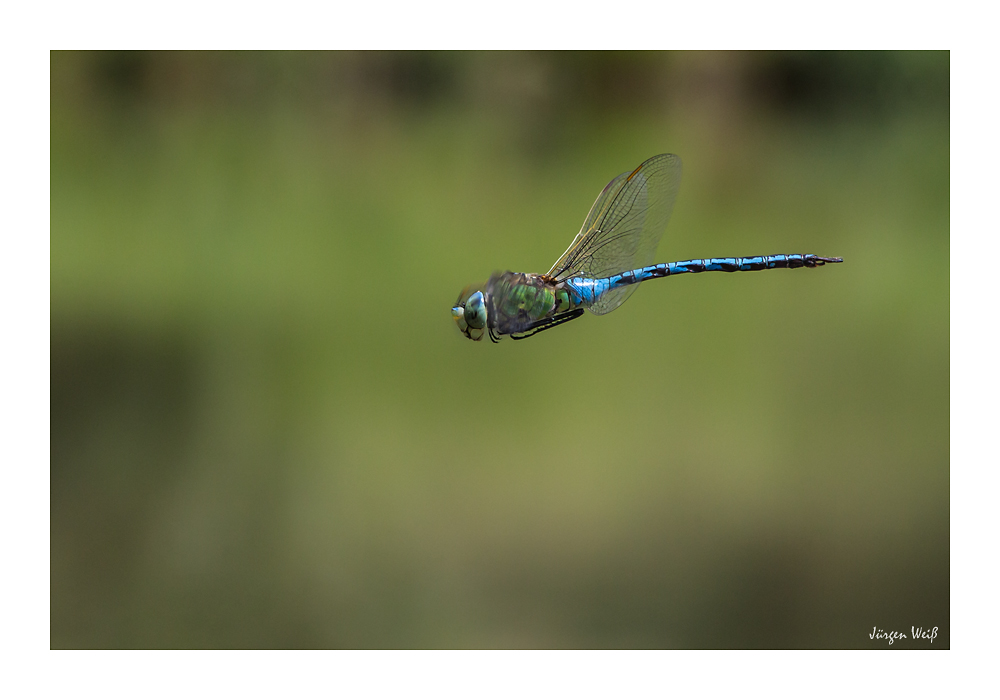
[452,154,842,342]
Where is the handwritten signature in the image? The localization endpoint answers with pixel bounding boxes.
[870,626,939,645]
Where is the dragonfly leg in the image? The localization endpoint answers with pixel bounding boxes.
[510,309,585,340]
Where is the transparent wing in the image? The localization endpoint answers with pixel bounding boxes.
[547,153,682,315]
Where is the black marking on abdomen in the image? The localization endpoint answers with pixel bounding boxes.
[719,261,739,272]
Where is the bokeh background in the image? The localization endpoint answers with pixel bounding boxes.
[51,51,949,649]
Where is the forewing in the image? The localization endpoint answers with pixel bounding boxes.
[548,154,682,315]
[546,169,632,279]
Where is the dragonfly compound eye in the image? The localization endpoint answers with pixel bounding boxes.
[464,291,487,330]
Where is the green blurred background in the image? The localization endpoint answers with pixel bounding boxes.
[51,51,949,649]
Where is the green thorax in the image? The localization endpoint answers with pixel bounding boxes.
[486,272,574,336]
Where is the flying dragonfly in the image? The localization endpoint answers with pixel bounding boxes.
[452,154,842,342]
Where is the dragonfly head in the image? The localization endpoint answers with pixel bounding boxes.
[452,286,489,341]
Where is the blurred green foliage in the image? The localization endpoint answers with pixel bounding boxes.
[51,51,949,648]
